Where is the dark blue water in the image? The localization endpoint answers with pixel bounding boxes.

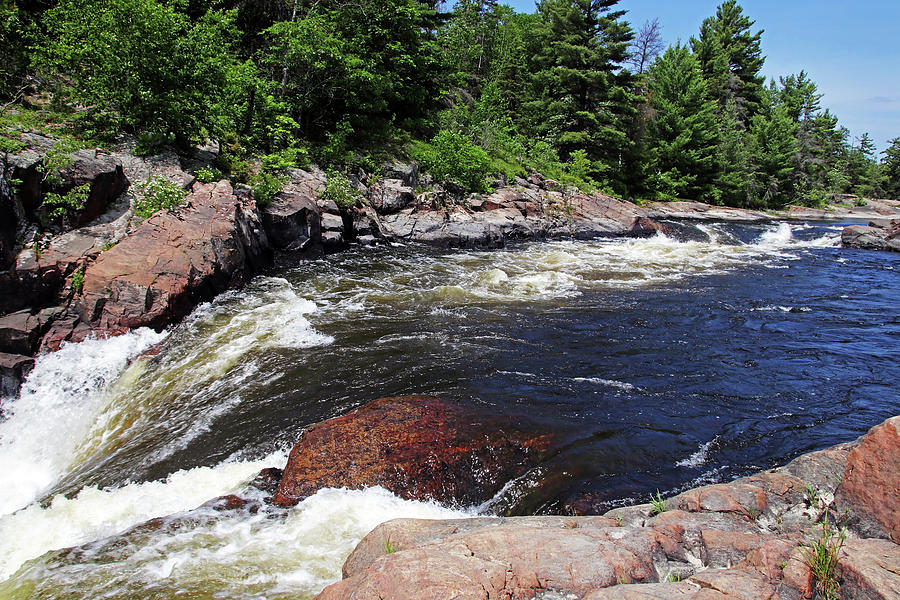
[45,221,900,516]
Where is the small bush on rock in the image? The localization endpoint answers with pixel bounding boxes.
[194,166,222,183]
[416,130,491,193]
[321,171,362,209]
[134,177,187,218]
[251,172,286,207]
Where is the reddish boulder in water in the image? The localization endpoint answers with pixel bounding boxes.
[272,396,554,507]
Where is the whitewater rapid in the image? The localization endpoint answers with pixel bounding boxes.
[0,222,846,598]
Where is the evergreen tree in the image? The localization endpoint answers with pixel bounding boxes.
[525,0,634,189]
[746,94,798,208]
[645,44,719,201]
[690,1,765,122]
[713,98,753,206]
[882,138,900,200]
[845,133,880,197]
[772,71,848,205]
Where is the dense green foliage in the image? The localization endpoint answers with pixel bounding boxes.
[0,0,894,206]
[416,130,492,192]
[321,171,363,209]
[645,44,719,201]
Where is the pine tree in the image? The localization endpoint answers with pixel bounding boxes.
[846,133,880,197]
[883,138,900,200]
[713,98,753,206]
[645,44,720,201]
[746,94,799,208]
[772,71,846,205]
[525,0,634,189]
[690,1,765,122]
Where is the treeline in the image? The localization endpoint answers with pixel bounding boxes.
[2,0,899,206]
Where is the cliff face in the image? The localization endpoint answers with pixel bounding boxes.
[315,416,900,600]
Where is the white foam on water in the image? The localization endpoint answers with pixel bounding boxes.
[0,450,286,581]
[676,436,719,468]
[573,377,639,392]
[0,328,168,517]
[57,277,336,477]
[179,277,333,381]
[298,222,842,314]
[1,485,471,600]
[750,305,812,313]
[757,222,794,247]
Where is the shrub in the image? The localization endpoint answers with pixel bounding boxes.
[261,146,309,172]
[320,171,362,209]
[251,172,286,207]
[71,266,84,295]
[42,183,90,224]
[134,177,187,218]
[195,167,223,183]
[416,130,491,193]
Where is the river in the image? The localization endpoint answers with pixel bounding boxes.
[1,220,898,598]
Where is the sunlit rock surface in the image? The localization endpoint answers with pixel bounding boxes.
[273,396,555,508]
[317,415,900,600]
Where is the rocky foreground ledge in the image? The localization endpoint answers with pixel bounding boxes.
[304,407,900,600]
[21,397,900,599]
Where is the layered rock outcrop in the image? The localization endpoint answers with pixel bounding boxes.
[273,396,555,508]
[71,180,269,338]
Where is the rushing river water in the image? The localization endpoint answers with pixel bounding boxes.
[1,220,899,598]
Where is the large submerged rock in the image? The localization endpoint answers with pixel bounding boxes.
[272,396,554,507]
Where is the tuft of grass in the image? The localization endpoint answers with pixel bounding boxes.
[384,538,398,554]
[650,490,668,515]
[803,484,822,508]
[801,514,846,600]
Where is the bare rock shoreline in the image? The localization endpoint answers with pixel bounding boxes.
[313,414,900,600]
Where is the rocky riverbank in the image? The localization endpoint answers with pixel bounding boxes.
[22,397,900,600]
[295,405,900,600]
[841,219,900,252]
[3,137,900,398]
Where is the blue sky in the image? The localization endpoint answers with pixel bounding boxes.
[502,0,900,153]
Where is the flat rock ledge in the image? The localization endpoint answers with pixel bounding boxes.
[841,219,900,252]
[316,416,900,600]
